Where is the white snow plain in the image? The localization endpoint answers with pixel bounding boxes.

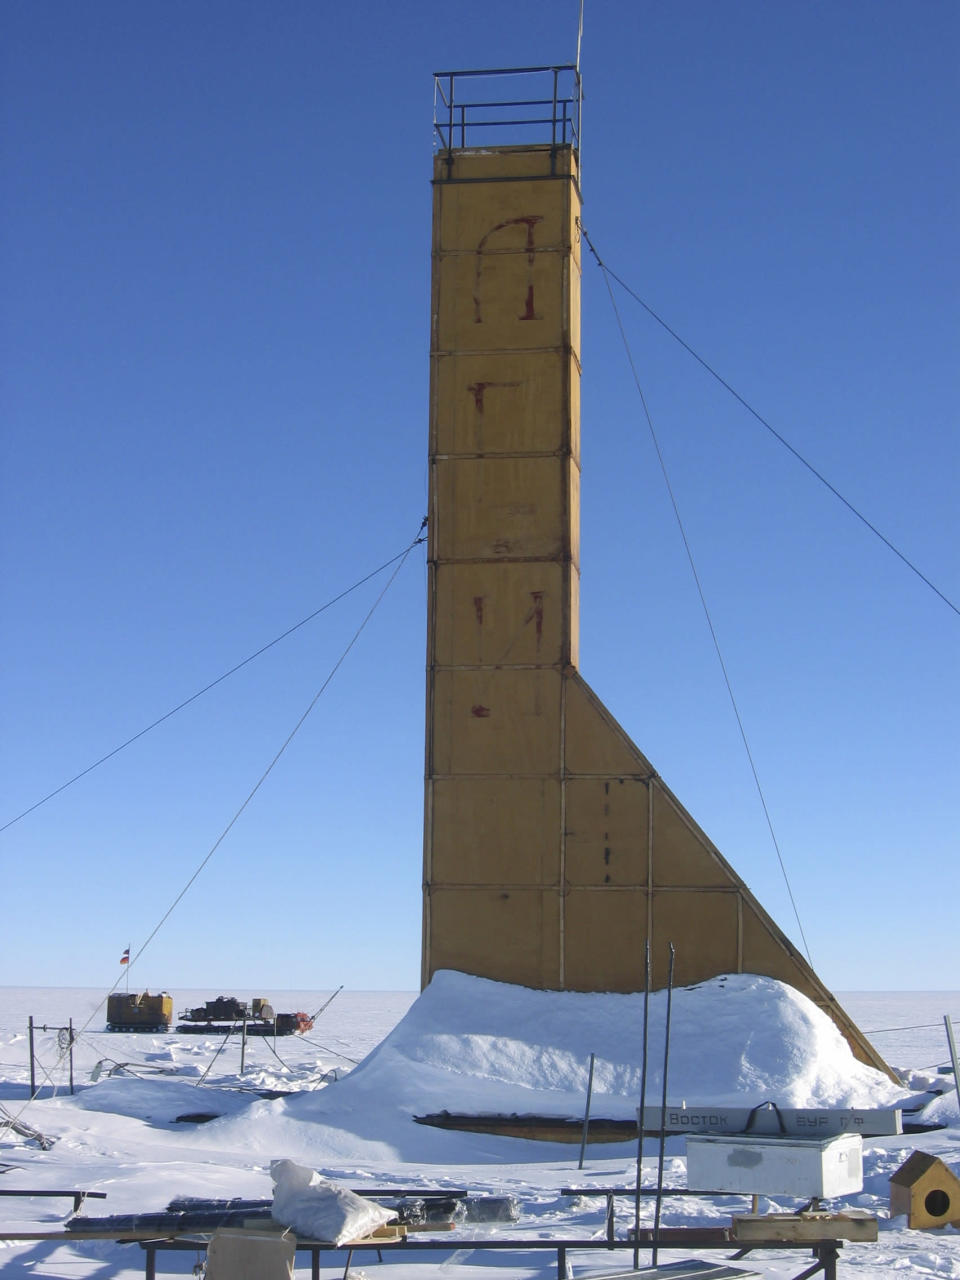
[1,972,958,1278]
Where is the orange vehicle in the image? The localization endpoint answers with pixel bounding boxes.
[106,991,173,1032]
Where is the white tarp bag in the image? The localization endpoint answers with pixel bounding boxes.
[270,1159,395,1245]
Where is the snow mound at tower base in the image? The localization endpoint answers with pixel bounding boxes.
[278,969,905,1161]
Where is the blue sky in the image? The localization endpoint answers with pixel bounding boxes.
[2,1,956,993]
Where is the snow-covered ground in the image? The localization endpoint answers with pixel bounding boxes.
[1,975,958,1278]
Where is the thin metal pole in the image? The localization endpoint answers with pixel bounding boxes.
[651,942,676,1268]
[551,68,558,150]
[577,1052,596,1170]
[633,939,651,1268]
[448,74,455,157]
[309,985,343,1022]
[945,1016,960,1111]
[240,1017,247,1075]
[575,0,585,175]
[68,1018,74,1095]
[575,0,585,166]
[28,1016,36,1099]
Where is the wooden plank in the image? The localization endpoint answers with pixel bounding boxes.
[586,1266,759,1279]
[345,1225,406,1244]
[238,1219,406,1243]
[732,1212,877,1243]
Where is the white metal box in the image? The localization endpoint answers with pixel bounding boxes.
[685,1132,863,1198]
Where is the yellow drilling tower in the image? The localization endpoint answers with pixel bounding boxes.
[422,69,891,1077]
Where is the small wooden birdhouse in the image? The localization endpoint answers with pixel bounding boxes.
[890,1151,960,1229]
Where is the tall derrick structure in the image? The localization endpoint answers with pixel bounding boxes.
[422,69,890,1076]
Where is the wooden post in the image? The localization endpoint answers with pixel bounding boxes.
[240,1017,248,1075]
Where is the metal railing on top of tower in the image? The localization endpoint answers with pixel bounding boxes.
[433,65,581,156]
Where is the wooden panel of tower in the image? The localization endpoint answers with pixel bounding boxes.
[425,144,581,990]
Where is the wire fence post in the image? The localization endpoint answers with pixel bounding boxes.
[652,943,676,1269]
[633,938,651,1268]
[68,1018,75,1095]
[240,1017,248,1076]
[28,1016,36,1099]
[578,1052,596,1170]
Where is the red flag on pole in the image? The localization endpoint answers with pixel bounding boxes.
[120,948,130,965]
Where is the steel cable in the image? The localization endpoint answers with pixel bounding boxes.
[579,225,958,619]
[1,535,427,835]
[5,521,426,1129]
[593,252,814,965]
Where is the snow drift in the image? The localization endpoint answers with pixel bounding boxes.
[265,970,905,1162]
